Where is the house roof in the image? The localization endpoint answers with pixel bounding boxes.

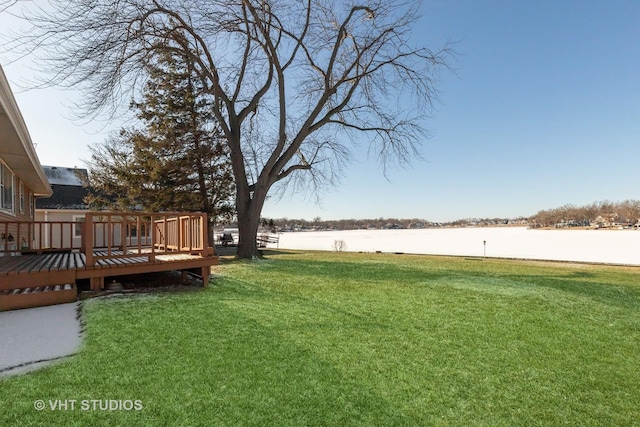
[42,165,87,186]
[35,184,89,210]
[36,166,89,210]
[0,64,52,197]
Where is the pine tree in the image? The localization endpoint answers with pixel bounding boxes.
[85,45,235,245]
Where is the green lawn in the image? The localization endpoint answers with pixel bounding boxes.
[2,251,640,426]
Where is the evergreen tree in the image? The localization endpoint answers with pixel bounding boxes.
[85,45,235,245]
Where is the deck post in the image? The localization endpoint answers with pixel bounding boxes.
[107,214,113,256]
[164,214,169,251]
[120,214,127,253]
[90,276,103,291]
[200,213,207,256]
[136,215,142,253]
[149,215,156,262]
[201,266,210,287]
[84,212,94,267]
[179,215,185,251]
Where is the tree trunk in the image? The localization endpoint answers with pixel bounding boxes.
[236,204,259,259]
[235,183,269,259]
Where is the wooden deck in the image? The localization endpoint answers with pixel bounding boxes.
[0,212,218,310]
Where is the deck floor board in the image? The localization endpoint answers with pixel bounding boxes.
[1,251,216,282]
[5,255,42,274]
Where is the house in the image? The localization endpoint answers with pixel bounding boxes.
[35,166,89,249]
[593,214,618,229]
[0,64,52,251]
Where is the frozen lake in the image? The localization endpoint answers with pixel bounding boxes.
[275,227,640,265]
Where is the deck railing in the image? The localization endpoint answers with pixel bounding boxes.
[84,212,209,266]
[0,221,83,255]
[0,211,211,265]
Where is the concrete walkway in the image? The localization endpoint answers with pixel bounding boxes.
[0,302,83,378]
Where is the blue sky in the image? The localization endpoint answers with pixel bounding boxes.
[2,1,640,222]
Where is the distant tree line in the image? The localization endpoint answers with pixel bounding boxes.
[531,200,640,228]
[257,200,640,232]
[261,216,527,232]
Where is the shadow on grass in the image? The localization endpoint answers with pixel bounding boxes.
[259,249,298,257]
[216,248,299,263]
[504,273,640,310]
[230,254,640,310]
[262,258,453,285]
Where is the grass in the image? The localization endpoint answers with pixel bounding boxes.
[1,251,640,426]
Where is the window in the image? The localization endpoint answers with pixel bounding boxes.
[19,180,25,213]
[73,215,85,238]
[0,163,15,214]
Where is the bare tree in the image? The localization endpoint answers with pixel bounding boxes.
[333,240,347,252]
[4,0,451,258]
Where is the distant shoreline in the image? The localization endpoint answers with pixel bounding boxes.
[278,225,640,232]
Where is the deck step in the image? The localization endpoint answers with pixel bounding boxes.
[0,283,77,311]
[2,285,74,296]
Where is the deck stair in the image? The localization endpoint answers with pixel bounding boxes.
[0,282,77,311]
